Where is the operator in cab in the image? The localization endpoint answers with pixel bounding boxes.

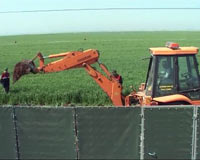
[1,68,10,93]
[112,70,123,85]
[160,61,172,79]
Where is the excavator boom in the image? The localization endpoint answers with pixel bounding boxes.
[13,49,99,82]
[37,49,99,72]
[13,49,124,106]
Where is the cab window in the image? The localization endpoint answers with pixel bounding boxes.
[177,55,200,100]
[178,55,199,91]
[155,56,175,97]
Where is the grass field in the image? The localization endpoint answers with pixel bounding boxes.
[0,31,200,106]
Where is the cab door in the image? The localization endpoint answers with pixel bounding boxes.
[153,56,176,97]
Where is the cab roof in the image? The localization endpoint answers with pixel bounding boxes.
[149,47,199,56]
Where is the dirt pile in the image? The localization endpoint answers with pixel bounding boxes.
[13,60,38,83]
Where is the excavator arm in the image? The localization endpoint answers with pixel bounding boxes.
[13,49,124,106]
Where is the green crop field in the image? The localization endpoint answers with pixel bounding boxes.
[0,31,200,106]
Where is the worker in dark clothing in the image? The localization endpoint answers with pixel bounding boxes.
[112,70,123,85]
[1,68,10,93]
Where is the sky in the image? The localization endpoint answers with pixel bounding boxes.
[0,0,200,35]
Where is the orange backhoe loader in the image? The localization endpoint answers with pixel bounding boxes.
[13,42,200,106]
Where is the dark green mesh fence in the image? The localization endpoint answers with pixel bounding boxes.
[76,107,141,159]
[144,106,193,159]
[15,106,77,159]
[0,106,16,159]
[1,105,200,160]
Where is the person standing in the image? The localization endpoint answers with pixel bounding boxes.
[1,68,10,93]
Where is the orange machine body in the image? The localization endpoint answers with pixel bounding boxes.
[125,44,200,106]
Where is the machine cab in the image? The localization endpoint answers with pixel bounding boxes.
[145,42,200,101]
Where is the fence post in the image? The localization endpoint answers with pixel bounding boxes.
[74,107,79,160]
[12,106,20,160]
[192,106,198,160]
[140,107,144,160]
